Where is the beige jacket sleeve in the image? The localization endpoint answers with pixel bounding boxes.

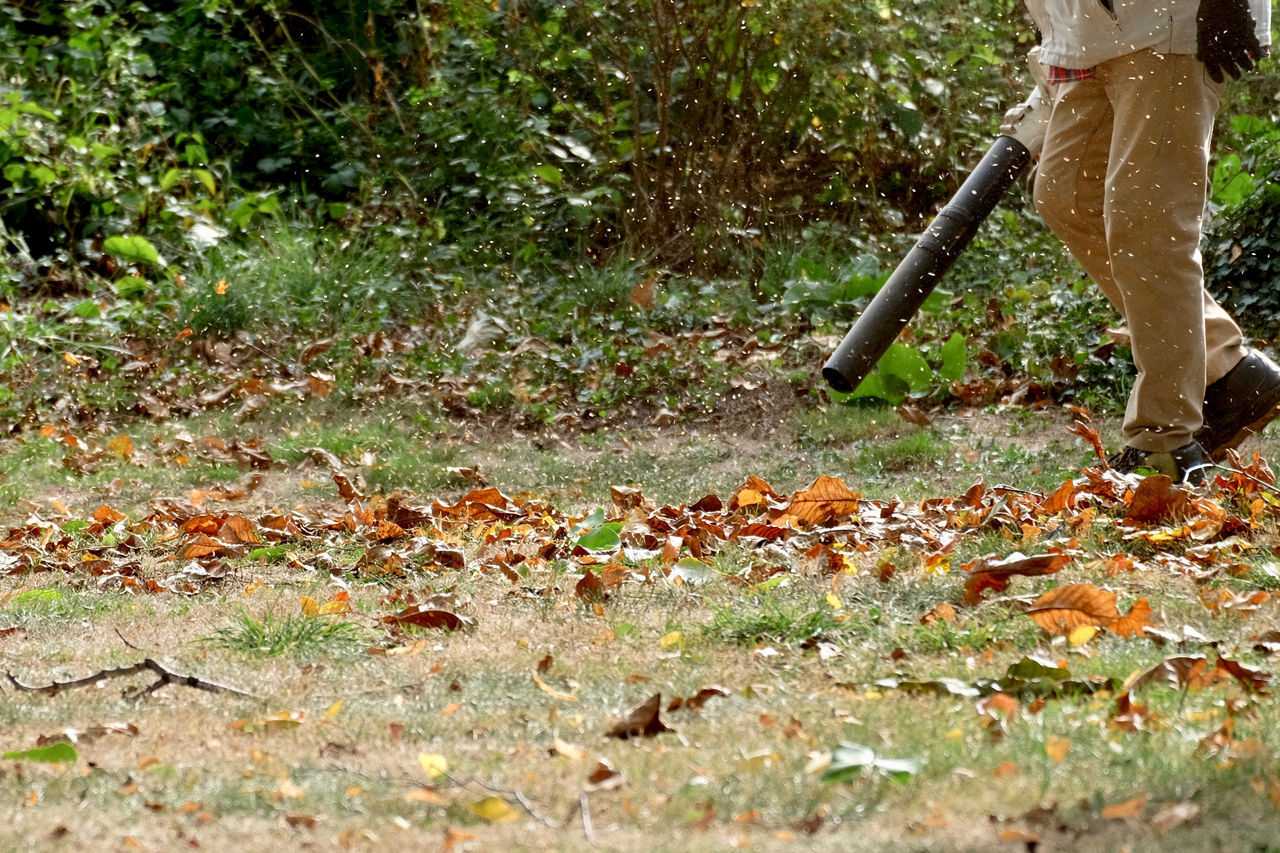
[1023,0,1271,69]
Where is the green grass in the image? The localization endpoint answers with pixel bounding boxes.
[201,607,367,658]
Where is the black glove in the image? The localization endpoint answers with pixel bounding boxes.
[1197,0,1262,83]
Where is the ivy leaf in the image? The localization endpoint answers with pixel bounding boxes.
[577,522,622,551]
[4,742,78,764]
[103,235,161,267]
[938,332,967,381]
[533,164,563,186]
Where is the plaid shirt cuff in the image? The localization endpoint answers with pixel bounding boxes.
[1048,47,1270,85]
[1047,65,1095,84]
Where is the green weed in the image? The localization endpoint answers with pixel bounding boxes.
[201,608,366,658]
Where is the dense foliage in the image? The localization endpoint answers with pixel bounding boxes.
[0,0,1036,274]
[0,0,1277,429]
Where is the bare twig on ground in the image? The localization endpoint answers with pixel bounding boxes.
[114,627,147,652]
[5,658,252,699]
[580,793,597,844]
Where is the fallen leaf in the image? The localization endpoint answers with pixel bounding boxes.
[606,694,672,739]
[1124,475,1189,524]
[93,504,127,525]
[1027,584,1120,635]
[1045,735,1070,762]
[418,753,449,781]
[1108,597,1156,638]
[585,758,625,791]
[1100,793,1148,819]
[532,670,579,702]
[1128,655,1214,692]
[963,551,1069,604]
[1069,419,1107,463]
[777,475,861,527]
[667,686,729,713]
[468,796,518,823]
[382,605,475,632]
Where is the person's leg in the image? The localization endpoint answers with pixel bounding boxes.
[1098,49,1246,451]
[1033,76,1120,310]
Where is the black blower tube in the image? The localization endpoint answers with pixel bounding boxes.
[822,135,1032,393]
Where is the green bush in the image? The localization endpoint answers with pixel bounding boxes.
[1206,114,1280,338]
[1,0,1039,277]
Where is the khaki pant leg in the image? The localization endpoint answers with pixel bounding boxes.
[1034,50,1246,452]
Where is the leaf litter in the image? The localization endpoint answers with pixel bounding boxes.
[5,416,1280,845]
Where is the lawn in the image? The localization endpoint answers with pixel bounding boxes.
[3,397,1280,852]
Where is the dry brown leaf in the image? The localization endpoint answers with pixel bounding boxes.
[630,275,658,309]
[1027,584,1120,634]
[1108,597,1156,638]
[220,515,261,545]
[610,485,652,511]
[93,504,127,525]
[1128,655,1214,692]
[667,686,729,713]
[777,475,861,527]
[1214,655,1272,695]
[605,693,672,739]
[382,605,475,632]
[962,551,1069,605]
[531,670,578,702]
[585,759,625,791]
[1040,479,1077,514]
[1100,793,1148,819]
[1069,419,1107,463]
[575,570,607,603]
[1124,475,1190,525]
[178,534,228,560]
[1110,692,1152,732]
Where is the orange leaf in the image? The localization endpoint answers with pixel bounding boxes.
[1040,479,1077,514]
[1045,735,1070,762]
[1108,597,1156,638]
[777,475,860,527]
[1100,793,1148,819]
[374,520,405,541]
[220,515,261,545]
[179,534,227,559]
[107,435,135,460]
[962,551,1068,605]
[730,476,781,510]
[1027,584,1120,635]
[182,514,224,536]
[1123,475,1190,525]
[1068,419,1107,463]
[920,602,958,625]
[93,504,127,525]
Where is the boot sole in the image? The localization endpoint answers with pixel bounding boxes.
[1205,400,1280,461]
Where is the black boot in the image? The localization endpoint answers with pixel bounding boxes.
[1107,441,1212,486]
[1196,350,1280,460]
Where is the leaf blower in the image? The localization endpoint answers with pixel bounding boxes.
[821,53,1054,394]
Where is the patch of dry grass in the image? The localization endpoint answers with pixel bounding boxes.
[4,409,1280,850]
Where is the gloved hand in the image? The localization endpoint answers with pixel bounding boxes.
[999,87,1050,159]
[1197,0,1261,83]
